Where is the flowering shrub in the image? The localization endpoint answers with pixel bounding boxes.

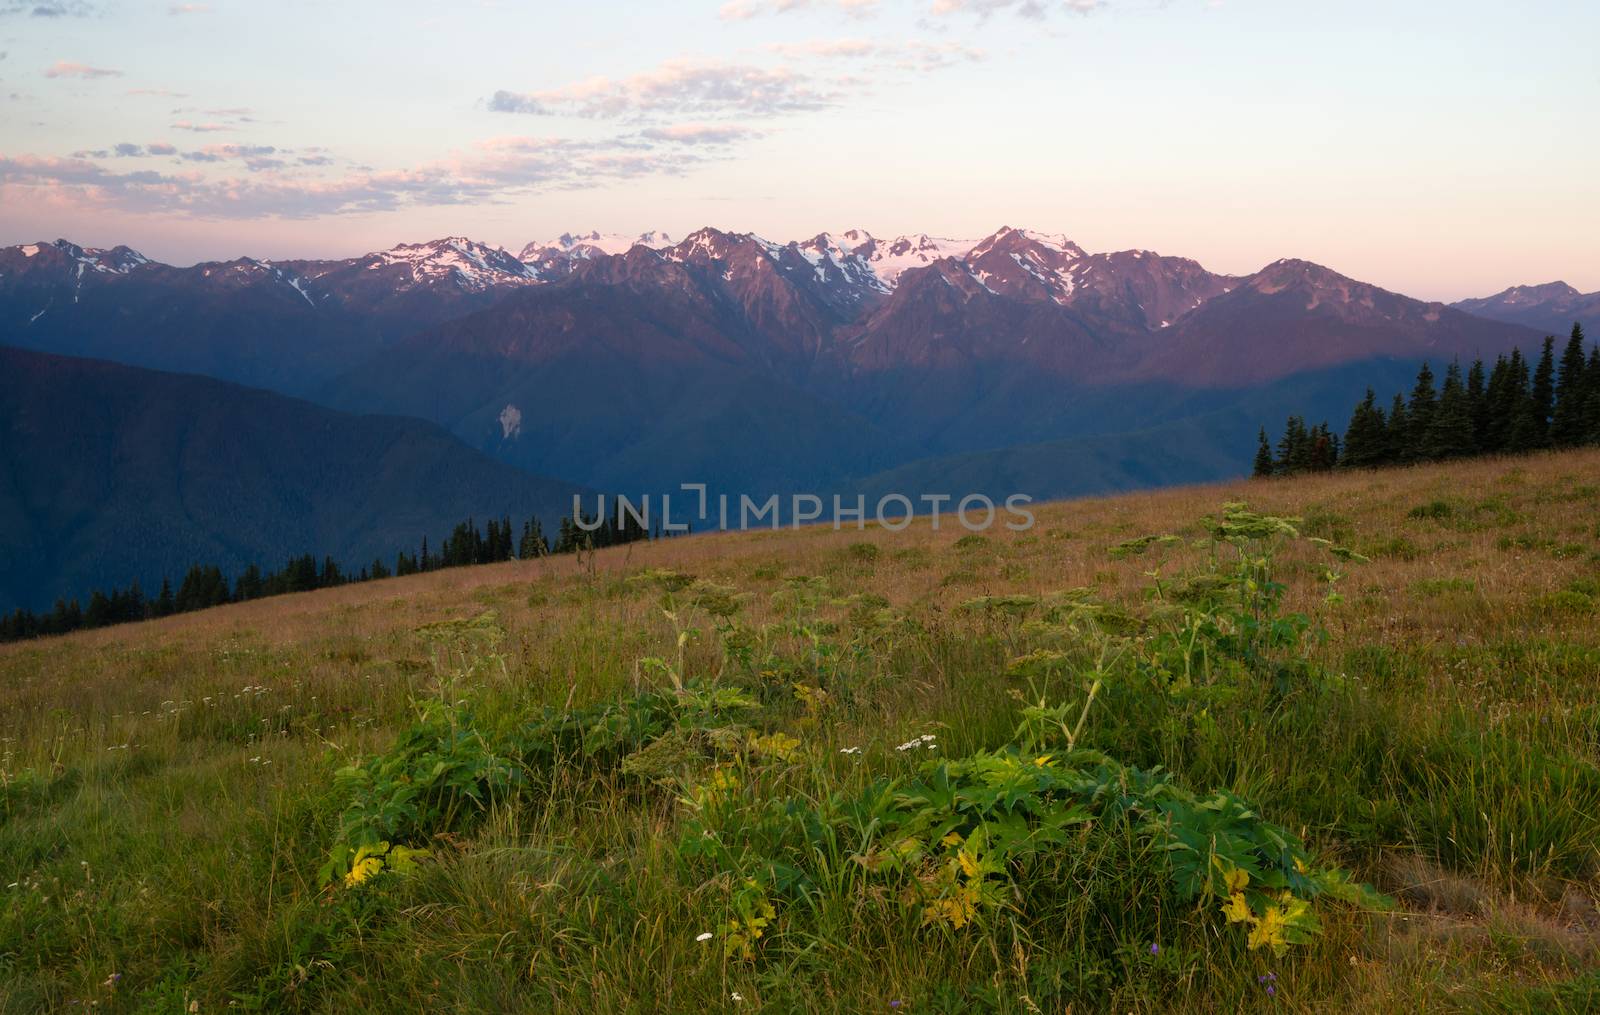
[667,504,1387,962]
[320,698,517,886]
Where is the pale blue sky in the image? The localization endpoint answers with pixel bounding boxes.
[1,0,1595,300]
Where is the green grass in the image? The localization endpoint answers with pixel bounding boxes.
[4,451,1600,1013]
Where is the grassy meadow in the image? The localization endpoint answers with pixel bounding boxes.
[4,450,1600,1013]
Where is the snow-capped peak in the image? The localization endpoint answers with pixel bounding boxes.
[1490,281,1581,305]
[794,232,889,294]
[849,232,977,286]
[665,227,788,264]
[968,226,1086,262]
[368,236,537,291]
[518,230,675,262]
[961,227,1089,304]
[28,239,152,275]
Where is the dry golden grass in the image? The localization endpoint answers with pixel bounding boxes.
[8,449,1597,724]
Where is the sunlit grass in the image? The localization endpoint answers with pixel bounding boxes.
[3,449,1600,1013]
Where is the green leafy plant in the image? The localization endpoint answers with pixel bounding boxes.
[322,697,517,884]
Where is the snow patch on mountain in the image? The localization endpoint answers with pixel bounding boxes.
[368,237,537,292]
[519,230,675,262]
[834,230,977,286]
[499,404,523,440]
[795,232,889,294]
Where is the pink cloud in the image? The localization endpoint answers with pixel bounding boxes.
[43,60,122,79]
[489,58,839,120]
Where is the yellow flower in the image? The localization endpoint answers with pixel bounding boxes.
[1293,856,1310,875]
[1033,754,1053,767]
[750,731,803,761]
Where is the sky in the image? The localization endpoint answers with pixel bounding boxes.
[1,0,1596,301]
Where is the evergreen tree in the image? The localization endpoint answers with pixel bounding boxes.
[235,563,264,601]
[85,590,113,629]
[47,598,82,635]
[1504,347,1542,452]
[1384,394,1410,464]
[122,582,145,622]
[1422,361,1474,460]
[1341,389,1387,468]
[1526,335,1556,448]
[1275,416,1311,474]
[1551,324,1589,447]
[320,556,343,587]
[155,577,175,617]
[1586,342,1600,444]
[1466,358,1488,452]
[277,554,318,594]
[1252,427,1274,477]
[1404,362,1437,461]
[1482,354,1512,453]
[497,515,514,561]
[1307,421,1337,471]
[519,517,549,557]
[175,565,228,613]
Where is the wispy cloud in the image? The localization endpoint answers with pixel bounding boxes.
[181,143,283,170]
[167,2,210,13]
[69,137,312,173]
[767,37,879,58]
[170,119,233,132]
[70,140,233,160]
[488,58,840,120]
[42,59,121,78]
[768,37,984,70]
[127,87,188,97]
[2,0,98,16]
[928,0,1102,18]
[0,131,722,220]
[721,0,1101,18]
[719,0,879,20]
[638,123,764,145]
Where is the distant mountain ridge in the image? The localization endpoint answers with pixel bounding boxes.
[1452,282,1598,337]
[312,226,1542,497]
[1,225,1553,509]
[0,345,583,613]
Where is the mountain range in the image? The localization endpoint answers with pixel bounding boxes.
[1451,282,1600,337]
[2,224,1586,608]
[0,346,581,612]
